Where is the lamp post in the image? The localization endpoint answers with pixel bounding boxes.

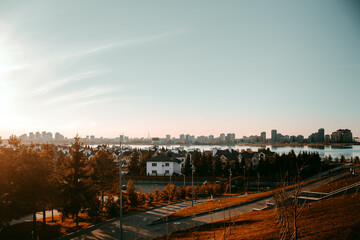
[180,173,185,186]
[243,166,246,193]
[229,168,232,195]
[191,164,195,207]
[117,151,123,240]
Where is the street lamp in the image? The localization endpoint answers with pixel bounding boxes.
[180,173,185,186]
[191,164,195,207]
[117,150,123,240]
[229,168,232,195]
[243,166,246,194]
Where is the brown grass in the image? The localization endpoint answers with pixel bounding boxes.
[167,179,316,219]
[311,174,360,193]
[157,192,360,240]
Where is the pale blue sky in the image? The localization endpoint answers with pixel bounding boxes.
[0,0,359,139]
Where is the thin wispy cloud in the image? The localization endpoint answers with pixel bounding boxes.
[65,30,187,59]
[45,86,116,105]
[33,71,101,95]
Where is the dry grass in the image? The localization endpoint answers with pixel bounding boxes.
[168,179,316,219]
[311,174,360,193]
[158,192,360,240]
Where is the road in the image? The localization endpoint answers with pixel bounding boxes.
[59,199,208,240]
[60,168,348,240]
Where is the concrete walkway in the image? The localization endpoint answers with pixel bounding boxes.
[60,168,348,240]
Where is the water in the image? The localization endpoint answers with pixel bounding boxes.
[112,144,360,159]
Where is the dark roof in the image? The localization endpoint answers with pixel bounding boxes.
[257,148,275,156]
[215,149,239,160]
[239,152,254,160]
[146,154,181,163]
[171,153,186,158]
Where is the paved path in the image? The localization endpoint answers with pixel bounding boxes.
[61,168,348,240]
[59,199,208,240]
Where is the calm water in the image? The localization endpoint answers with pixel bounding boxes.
[116,144,360,159]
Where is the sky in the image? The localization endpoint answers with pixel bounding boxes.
[0,0,359,139]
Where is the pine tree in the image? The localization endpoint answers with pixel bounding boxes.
[88,149,117,207]
[58,135,90,227]
[184,153,191,176]
[213,155,223,177]
[128,149,140,175]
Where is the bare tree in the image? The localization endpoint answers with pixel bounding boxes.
[274,164,307,240]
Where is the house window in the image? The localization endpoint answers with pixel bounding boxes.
[152,163,157,167]
[152,170,157,174]
[165,170,170,174]
[165,163,170,167]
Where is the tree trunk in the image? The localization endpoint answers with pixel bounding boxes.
[52,209,54,222]
[101,190,104,208]
[76,212,79,227]
[43,209,46,228]
[32,212,37,240]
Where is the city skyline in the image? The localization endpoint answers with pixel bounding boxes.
[9,127,356,144]
[1,1,360,138]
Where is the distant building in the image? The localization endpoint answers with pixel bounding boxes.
[226,133,235,143]
[55,132,64,141]
[308,128,325,143]
[318,128,325,143]
[325,134,331,143]
[331,129,353,143]
[260,132,266,143]
[36,132,41,140]
[271,130,277,143]
[29,132,35,140]
[220,133,226,143]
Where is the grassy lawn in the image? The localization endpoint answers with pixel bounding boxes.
[0,213,100,240]
[157,192,360,240]
[0,202,166,240]
[311,174,360,193]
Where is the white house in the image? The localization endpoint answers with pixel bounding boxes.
[146,155,182,176]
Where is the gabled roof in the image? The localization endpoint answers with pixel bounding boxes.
[146,154,182,163]
[214,149,239,160]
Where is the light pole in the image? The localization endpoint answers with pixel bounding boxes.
[191,164,195,207]
[229,168,232,195]
[228,168,232,234]
[180,173,185,186]
[243,166,246,193]
[117,150,123,240]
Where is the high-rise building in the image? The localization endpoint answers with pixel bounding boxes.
[36,132,41,140]
[55,132,64,141]
[29,132,35,140]
[220,133,226,143]
[271,130,277,143]
[318,128,325,143]
[331,129,353,143]
[226,133,235,143]
[260,132,266,143]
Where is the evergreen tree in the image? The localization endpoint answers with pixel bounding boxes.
[184,153,191,176]
[88,149,117,207]
[213,155,222,177]
[126,179,137,208]
[192,151,201,176]
[128,149,140,175]
[206,152,214,176]
[58,135,91,227]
